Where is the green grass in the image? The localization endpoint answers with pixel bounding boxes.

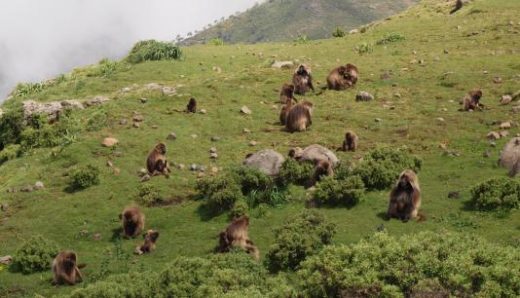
[1,0,520,296]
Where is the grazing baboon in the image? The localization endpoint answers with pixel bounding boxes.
[387,170,422,222]
[120,206,145,238]
[147,143,171,178]
[186,98,197,113]
[462,90,483,111]
[52,251,83,286]
[341,131,358,152]
[285,101,313,132]
[292,64,315,95]
[217,216,259,260]
[135,229,160,255]
[499,137,520,177]
[309,160,333,187]
[327,63,359,90]
[450,0,463,14]
[279,83,298,104]
[279,96,296,125]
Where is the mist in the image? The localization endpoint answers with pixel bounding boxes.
[0,0,261,101]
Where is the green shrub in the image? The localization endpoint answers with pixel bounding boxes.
[313,176,365,207]
[69,165,100,191]
[208,37,225,46]
[233,166,274,194]
[20,111,81,151]
[294,34,309,44]
[0,144,21,164]
[136,184,164,207]
[95,58,119,78]
[297,231,520,297]
[86,110,109,132]
[11,82,46,98]
[469,178,520,211]
[266,210,336,272]
[376,32,405,45]
[11,235,58,274]
[126,40,183,64]
[277,159,315,186]
[355,42,373,55]
[229,200,249,220]
[353,147,421,190]
[0,108,24,150]
[332,27,346,38]
[196,174,245,214]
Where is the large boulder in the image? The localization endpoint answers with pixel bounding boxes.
[290,144,339,167]
[23,99,85,121]
[243,149,285,176]
[499,137,520,177]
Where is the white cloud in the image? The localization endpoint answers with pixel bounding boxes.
[0,0,260,100]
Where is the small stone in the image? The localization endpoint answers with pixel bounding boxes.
[240,106,252,115]
[133,122,140,128]
[249,141,258,146]
[200,109,207,114]
[243,128,251,134]
[138,168,148,176]
[211,136,221,142]
[20,185,34,192]
[375,118,382,123]
[92,233,102,241]
[107,160,114,167]
[190,164,198,171]
[0,255,13,265]
[199,166,207,172]
[487,132,501,140]
[34,181,44,190]
[500,122,512,129]
[436,117,445,123]
[177,164,185,170]
[140,174,151,182]
[132,115,144,122]
[512,105,520,113]
[500,95,513,105]
[113,168,121,176]
[493,77,502,84]
[483,150,491,158]
[210,152,218,159]
[271,61,294,69]
[394,93,402,99]
[499,131,510,138]
[197,172,206,178]
[441,108,448,112]
[167,133,177,140]
[102,137,119,147]
[0,203,8,211]
[356,91,374,102]
[119,119,128,125]
[140,97,148,103]
[211,167,219,174]
[489,141,497,147]
[444,49,449,54]
[191,134,198,139]
[448,191,460,199]
[151,125,158,129]
[209,147,218,154]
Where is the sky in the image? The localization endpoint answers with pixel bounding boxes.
[0,0,260,101]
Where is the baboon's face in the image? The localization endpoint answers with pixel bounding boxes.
[156,143,167,154]
[338,66,347,75]
[398,173,413,189]
[144,230,159,242]
[297,66,307,75]
[472,91,482,101]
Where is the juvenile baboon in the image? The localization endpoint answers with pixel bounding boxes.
[387,170,422,222]
[120,206,145,238]
[292,64,315,95]
[279,83,298,104]
[341,131,358,152]
[499,137,520,177]
[462,90,483,111]
[52,251,83,286]
[309,160,333,187]
[135,229,160,255]
[285,101,313,132]
[186,98,197,113]
[450,0,463,14]
[279,96,296,125]
[327,63,359,90]
[146,143,171,178]
[217,216,259,260]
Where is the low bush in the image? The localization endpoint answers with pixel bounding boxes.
[277,159,315,187]
[297,231,520,297]
[355,42,373,55]
[331,27,346,38]
[313,176,365,207]
[0,108,25,150]
[229,199,249,220]
[11,235,58,274]
[470,177,520,211]
[136,184,164,207]
[376,32,405,45]
[0,144,21,164]
[68,165,100,191]
[126,40,183,64]
[265,210,336,272]
[196,174,245,214]
[208,37,225,46]
[353,147,421,190]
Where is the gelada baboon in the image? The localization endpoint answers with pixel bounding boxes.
[52,251,83,285]
[308,159,333,187]
[450,0,463,14]
[341,131,358,152]
[217,215,259,260]
[186,97,197,113]
[279,96,297,125]
[499,137,520,177]
[135,229,160,255]
[387,170,421,222]
[327,63,358,90]
[292,64,315,95]
[285,101,313,132]
[279,83,298,104]
[462,90,483,111]
[147,143,171,178]
[120,206,145,238]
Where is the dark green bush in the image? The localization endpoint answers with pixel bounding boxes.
[136,184,164,207]
[20,111,81,151]
[126,40,183,64]
[0,108,24,150]
[353,147,422,190]
[313,176,365,207]
[11,235,58,274]
[277,159,315,186]
[69,165,100,191]
[196,174,245,214]
[233,166,274,194]
[297,231,520,298]
[266,210,336,272]
[376,32,406,45]
[470,177,520,211]
[229,199,249,220]
[332,27,346,38]
[0,144,21,164]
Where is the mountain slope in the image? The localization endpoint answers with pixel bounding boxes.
[183,0,418,44]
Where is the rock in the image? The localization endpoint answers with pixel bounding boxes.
[211,136,221,142]
[500,95,513,105]
[177,164,185,170]
[483,150,491,158]
[243,128,251,134]
[151,125,158,129]
[0,203,8,211]
[92,233,102,241]
[146,83,162,90]
[244,149,285,176]
[500,122,512,129]
[167,133,177,140]
[102,137,119,147]
[199,166,207,172]
[200,109,207,114]
[512,105,520,113]
[448,192,460,200]
[211,167,219,174]
[394,93,402,99]
[271,61,294,69]
[490,141,497,147]
[132,115,144,122]
[349,29,359,34]
[84,96,110,107]
[138,168,148,177]
[512,90,520,101]
[209,147,218,154]
[34,181,44,190]
[240,106,252,115]
[140,97,148,103]
[212,66,222,73]
[444,49,449,54]
[249,141,258,146]
[22,100,63,121]
[162,86,176,96]
[190,164,198,171]
[290,144,340,167]
[107,160,114,167]
[375,118,382,123]
[119,119,128,125]
[356,91,374,102]
[191,134,198,139]
[0,255,13,265]
[210,153,218,159]
[113,167,121,176]
[133,122,140,128]
[20,185,34,193]
[436,117,445,123]
[493,77,502,84]
[487,132,501,140]
[197,172,206,178]
[500,131,510,138]
[499,137,520,176]
[61,100,84,110]
[140,174,151,182]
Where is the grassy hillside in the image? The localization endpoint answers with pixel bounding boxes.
[183,0,418,44]
[1,0,520,296]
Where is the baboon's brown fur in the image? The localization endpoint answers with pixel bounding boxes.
[279,83,298,104]
[292,64,314,95]
[120,206,145,238]
[217,216,259,260]
[146,143,171,178]
[327,63,358,90]
[342,131,358,152]
[462,90,483,111]
[186,97,197,113]
[387,170,422,222]
[135,229,159,255]
[52,251,83,286]
[285,101,313,132]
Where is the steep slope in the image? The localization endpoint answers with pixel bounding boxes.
[1,0,520,296]
[183,0,418,44]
